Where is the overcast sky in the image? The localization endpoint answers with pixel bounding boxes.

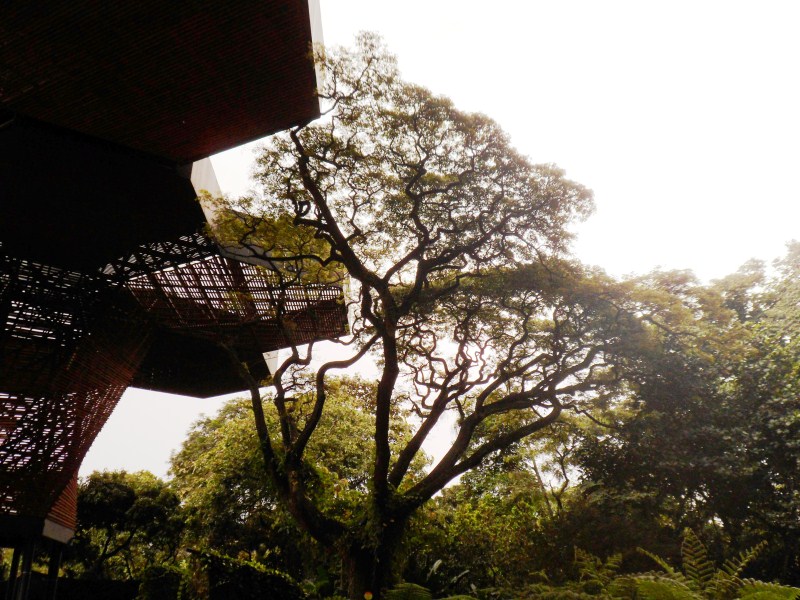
[82,1,800,478]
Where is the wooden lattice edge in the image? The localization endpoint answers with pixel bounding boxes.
[1,232,348,528]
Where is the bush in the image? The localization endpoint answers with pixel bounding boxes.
[137,565,187,600]
[190,549,306,600]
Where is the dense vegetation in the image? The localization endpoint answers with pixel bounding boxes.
[51,244,800,597]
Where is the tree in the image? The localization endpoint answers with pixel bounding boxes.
[171,398,305,568]
[407,457,559,592]
[207,33,649,598]
[576,247,800,583]
[171,377,425,583]
[64,471,184,580]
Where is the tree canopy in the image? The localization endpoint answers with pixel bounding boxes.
[575,245,800,583]
[203,33,657,598]
[57,34,800,600]
[64,471,183,581]
[170,377,425,580]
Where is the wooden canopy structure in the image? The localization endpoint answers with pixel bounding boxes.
[0,3,345,597]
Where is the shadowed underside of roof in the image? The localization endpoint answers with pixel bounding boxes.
[0,116,205,272]
[1,0,321,271]
[0,0,321,163]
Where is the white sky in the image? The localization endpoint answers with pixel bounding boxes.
[81,1,800,478]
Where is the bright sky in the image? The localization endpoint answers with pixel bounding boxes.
[81,1,800,478]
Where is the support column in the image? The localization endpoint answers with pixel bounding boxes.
[45,544,62,600]
[14,541,34,600]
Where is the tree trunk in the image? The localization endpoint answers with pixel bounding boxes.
[344,545,377,600]
[343,521,405,600]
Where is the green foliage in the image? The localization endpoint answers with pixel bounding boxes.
[136,565,188,600]
[384,582,434,600]
[739,581,800,600]
[191,549,306,600]
[64,471,184,580]
[681,530,716,592]
[531,592,603,600]
[575,548,622,590]
[637,550,686,583]
[629,575,700,600]
[499,582,608,600]
[404,468,555,590]
[636,529,767,600]
[459,532,795,600]
[574,246,800,584]
[171,377,424,579]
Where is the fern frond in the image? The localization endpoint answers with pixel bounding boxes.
[574,547,600,581]
[740,579,800,600]
[608,575,638,599]
[605,553,623,576]
[721,540,768,579]
[707,570,740,600]
[631,573,703,600]
[703,539,769,599]
[681,529,714,592]
[385,582,433,600]
[638,547,685,581]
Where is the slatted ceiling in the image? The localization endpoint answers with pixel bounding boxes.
[0,1,320,163]
[116,233,348,350]
[0,236,347,526]
[103,232,347,396]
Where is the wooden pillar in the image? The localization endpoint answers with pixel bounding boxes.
[45,544,62,600]
[14,541,34,600]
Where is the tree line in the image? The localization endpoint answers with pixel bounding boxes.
[47,242,800,596]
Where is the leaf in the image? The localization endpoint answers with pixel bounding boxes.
[637,548,686,583]
[450,569,471,585]
[680,529,714,592]
[720,541,767,580]
[427,558,443,579]
[385,582,434,600]
[633,575,704,600]
[740,580,800,600]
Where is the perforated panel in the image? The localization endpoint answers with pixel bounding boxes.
[105,232,347,352]
[0,250,151,521]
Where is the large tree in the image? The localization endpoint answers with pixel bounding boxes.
[576,248,800,583]
[171,377,424,583]
[207,34,647,598]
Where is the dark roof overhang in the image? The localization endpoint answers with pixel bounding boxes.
[0,1,321,164]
